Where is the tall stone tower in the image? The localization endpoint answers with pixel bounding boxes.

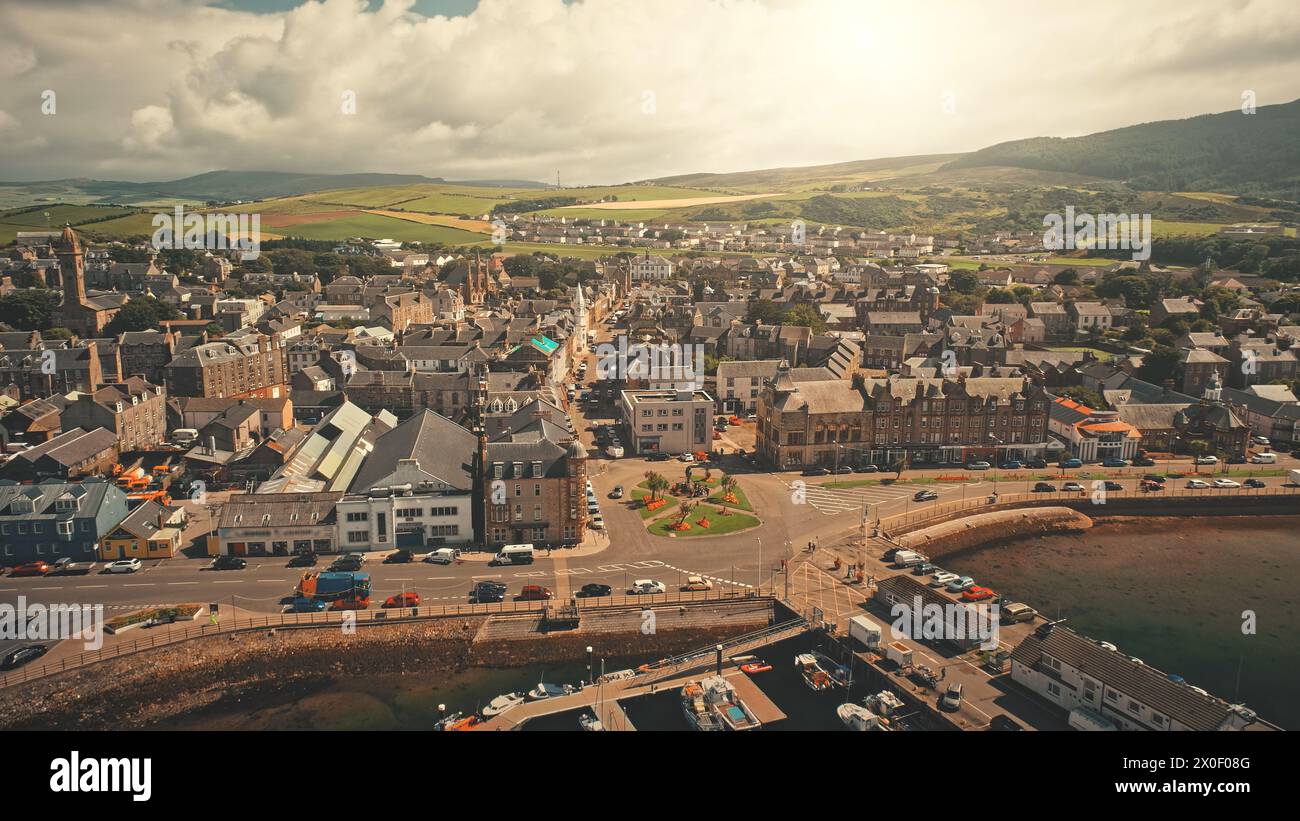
[56,224,86,307]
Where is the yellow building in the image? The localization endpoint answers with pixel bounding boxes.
[99,500,185,561]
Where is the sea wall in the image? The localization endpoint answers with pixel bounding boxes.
[0,609,771,730]
[895,506,1093,560]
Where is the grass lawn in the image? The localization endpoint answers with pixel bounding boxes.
[630,489,678,520]
[271,212,488,245]
[647,506,760,538]
[707,482,753,512]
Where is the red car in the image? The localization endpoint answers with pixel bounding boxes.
[961,586,995,602]
[9,561,51,577]
[383,592,421,608]
[330,596,370,610]
[518,584,553,601]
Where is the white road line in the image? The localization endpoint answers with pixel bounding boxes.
[32,586,62,591]
[167,582,198,586]
[75,585,107,589]
[123,583,154,587]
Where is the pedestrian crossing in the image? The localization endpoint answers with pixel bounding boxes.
[782,479,928,516]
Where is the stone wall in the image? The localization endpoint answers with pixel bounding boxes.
[895,506,1093,560]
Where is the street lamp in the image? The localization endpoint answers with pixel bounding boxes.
[586,645,594,685]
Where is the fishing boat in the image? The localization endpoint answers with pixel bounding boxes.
[527,680,576,701]
[812,650,851,687]
[481,692,525,717]
[864,690,905,718]
[837,702,890,731]
[578,711,606,731]
[795,653,834,692]
[681,676,761,731]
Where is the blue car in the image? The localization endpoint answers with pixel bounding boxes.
[999,460,1022,470]
[1058,458,1083,469]
[289,597,327,613]
[1101,458,1128,468]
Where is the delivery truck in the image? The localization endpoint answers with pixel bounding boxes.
[849,614,884,651]
[892,550,924,568]
[295,571,372,602]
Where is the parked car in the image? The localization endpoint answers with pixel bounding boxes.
[1000,603,1038,624]
[609,485,624,499]
[106,559,143,574]
[383,549,413,564]
[1252,435,1271,446]
[330,596,370,610]
[646,452,670,462]
[1058,458,1083,469]
[930,572,959,587]
[470,582,507,604]
[1033,482,1057,492]
[210,555,247,571]
[576,583,612,598]
[999,460,1022,470]
[1212,479,1241,489]
[940,683,964,712]
[802,466,830,477]
[330,556,363,572]
[1101,457,1128,468]
[1245,478,1267,488]
[912,562,936,576]
[1025,458,1048,469]
[1141,479,1165,491]
[518,585,553,601]
[965,461,991,471]
[678,453,695,463]
[1062,482,1084,492]
[854,464,879,473]
[945,576,975,593]
[425,548,460,565]
[287,552,318,567]
[961,586,995,602]
[1131,457,1156,467]
[288,597,327,613]
[0,643,49,670]
[1194,455,1219,465]
[913,489,939,502]
[628,579,667,595]
[8,561,51,577]
[681,575,713,591]
[1186,479,1211,489]
[1102,481,1123,492]
[383,592,421,608]
[834,465,853,474]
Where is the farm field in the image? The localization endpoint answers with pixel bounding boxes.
[271,212,488,245]
[555,192,776,211]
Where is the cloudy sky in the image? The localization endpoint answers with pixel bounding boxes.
[1,0,1298,185]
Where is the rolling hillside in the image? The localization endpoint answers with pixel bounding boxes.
[946,99,1300,198]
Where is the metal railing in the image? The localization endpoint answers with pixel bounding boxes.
[0,588,771,690]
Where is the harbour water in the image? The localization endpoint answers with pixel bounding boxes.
[941,514,1300,729]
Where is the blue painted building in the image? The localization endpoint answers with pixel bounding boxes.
[0,478,130,566]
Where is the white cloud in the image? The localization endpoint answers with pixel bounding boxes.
[0,0,1297,183]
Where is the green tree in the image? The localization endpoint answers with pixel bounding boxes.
[0,290,61,330]
[781,303,827,333]
[103,297,183,336]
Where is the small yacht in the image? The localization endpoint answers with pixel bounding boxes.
[527,681,576,701]
[481,692,525,717]
[578,711,606,731]
[837,702,889,731]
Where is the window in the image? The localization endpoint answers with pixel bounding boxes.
[346,512,368,522]
[534,483,541,497]
[348,531,368,542]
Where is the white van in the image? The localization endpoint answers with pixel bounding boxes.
[425,548,460,565]
[491,543,535,566]
[892,550,924,568]
[1250,452,1277,464]
[172,428,199,446]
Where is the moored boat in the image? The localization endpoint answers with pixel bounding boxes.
[681,676,761,731]
[578,711,606,731]
[481,692,525,717]
[795,653,834,692]
[837,702,889,731]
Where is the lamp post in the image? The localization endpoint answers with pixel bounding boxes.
[586,645,594,685]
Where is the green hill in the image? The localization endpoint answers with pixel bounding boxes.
[946,99,1300,200]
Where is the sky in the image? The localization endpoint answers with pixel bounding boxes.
[1,0,1298,185]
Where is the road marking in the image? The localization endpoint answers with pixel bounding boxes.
[123,583,154,587]
[32,586,62,591]
[75,585,107,589]
[167,582,198,586]
[425,576,454,580]
[212,580,242,584]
